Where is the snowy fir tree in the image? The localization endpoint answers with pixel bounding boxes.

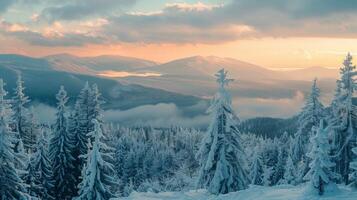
[0,79,29,199]
[304,120,336,195]
[272,147,286,185]
[31,131,55,200]
[75,119,117,200]
[329,53,357,184]
[89,84,104,124]
[70,82,93,188]
[49,86,77,199]
[196,69,249,194]
[262,165,274,187]
[280,155,296,185]
[23,153,42,198]
[249,147,264,185]
[12,74,35,153]
[291,78,324,164]
[349,144,357,188]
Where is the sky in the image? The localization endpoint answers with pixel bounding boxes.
[1,0,357,68]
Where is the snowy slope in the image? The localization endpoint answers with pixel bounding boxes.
[117,184,357,200]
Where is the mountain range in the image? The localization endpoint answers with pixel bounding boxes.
[0,53,341,122]
[0,54,202,112]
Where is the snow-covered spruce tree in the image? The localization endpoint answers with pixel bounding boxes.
[304,120,336,195]
[70,82,93,188]
[249,147,264,185]
[291,78,324,164]
[0,79,29,199]
[280,155,296,185]
[350,144,357,187]
[12,74,35,153]
[262,165,274,187]
[32,131,55,200]
[272,146,286,185]
[89,84,104,123]
[23,153,41,198]
[75,119,117,200]
[329,53,357,184]
[196,69,249,194]
[49,86,77,200]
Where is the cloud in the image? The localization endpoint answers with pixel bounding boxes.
[40,0,137,21]
[103,103,210,128]
[97,0,357,44]
[4,1,357,46]
[0,0,16,13]
[0,19,106,46]
[103,2,256,44]
[31,103,56,124]
[102,90,309,128]
[29,92,325,128]
[234,91,305,119]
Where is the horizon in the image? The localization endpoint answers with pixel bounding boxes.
[0,52,346,71]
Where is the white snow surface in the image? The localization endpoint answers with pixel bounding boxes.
[114,184,357,200]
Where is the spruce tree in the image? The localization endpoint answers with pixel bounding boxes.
[75,119,117,200]
[70,82,93,190]
[12,74,34,153]
[0,79,29,199]
[280,155,296,185]
[272,147,286,185]
[349,144,357,188]
[49,86,76,199]
[250,148,264,185]
[330,53,356,184]
[291,79,324,164]
[262,165,273,186]
[304,120,336,195]
[196,69,249,194]
[23,154,41,198]
[32,131,55,200]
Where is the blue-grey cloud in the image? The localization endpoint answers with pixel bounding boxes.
[0,21,106,47]
[96,0,357,44]
[0,0,16,13]
[4,1,357,46]
[40,0,137,21]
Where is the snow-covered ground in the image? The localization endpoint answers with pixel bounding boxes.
[116,184,357,200]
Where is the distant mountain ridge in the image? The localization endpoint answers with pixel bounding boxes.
[0,54,203,113]
[0,53,340,119]
[44,53,158,74]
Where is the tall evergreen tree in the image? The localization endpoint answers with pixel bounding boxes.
[89,84,104,124]
[70,82,93,189]
[196,69,249,194]
[280,155,296,185]
[49,86,76,200]
[250,148,264,185]
[32,131,55,200]
[74,119,117,200]
[262,165,274,186]
[272,146,286,185]
[304,120,336,195]
[0,79,29,199]
[23,153,41,198]
[291,79,324,164]
[329,53,356,184]
[12,74,35,153]
[350,144,357,188]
